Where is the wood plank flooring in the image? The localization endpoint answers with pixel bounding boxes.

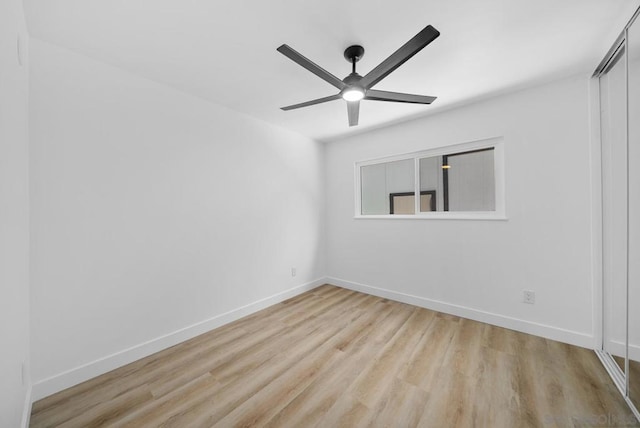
[615,355,640,416]
[31,285,639,427]
[632,359,640,416]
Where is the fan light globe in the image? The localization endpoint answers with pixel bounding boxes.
[342,88,365,102]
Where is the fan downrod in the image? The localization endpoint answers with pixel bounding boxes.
[344,45,364,74]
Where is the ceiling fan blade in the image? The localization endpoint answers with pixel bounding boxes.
[277,45,346,90]
[281,94,341,111]
[360,25,440,89]
[365,89,436,104]
[347,101,360,127]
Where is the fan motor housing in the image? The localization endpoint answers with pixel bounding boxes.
[343,72,363,86]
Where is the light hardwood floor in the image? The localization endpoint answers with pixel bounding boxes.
[614,355,640,416]
[31,285,639,427]
[632,359,640,417]
[630,359,640,417]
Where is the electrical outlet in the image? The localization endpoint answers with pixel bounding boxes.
[291,268,296,277]
[523,290,535,304]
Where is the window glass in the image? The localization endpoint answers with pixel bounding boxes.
[358,140,501,218]
[445,149,495,211]
[419,156,441,212]
[361,159,414,215]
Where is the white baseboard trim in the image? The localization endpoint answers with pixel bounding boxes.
[606,340,640,362]
[21,386,32,428]
[327,277,593,349]
[630,343,640,362]
[31,278,326,401]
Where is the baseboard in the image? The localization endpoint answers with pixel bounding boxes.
[327,277,593,349]
[606,339,640,362]
[630,343,640,361]
[21,386,32,428]
[31,278,326,401]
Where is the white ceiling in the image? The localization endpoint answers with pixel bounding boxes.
[24,0,639,141]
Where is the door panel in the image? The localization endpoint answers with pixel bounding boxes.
[600,46,628,374]
[627,17,640,410]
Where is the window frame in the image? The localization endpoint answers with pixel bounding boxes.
[354,137,506,220]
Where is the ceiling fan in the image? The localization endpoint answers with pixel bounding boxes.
[277,25,440,127]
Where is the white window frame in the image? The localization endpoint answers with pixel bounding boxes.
[354,136,506,220]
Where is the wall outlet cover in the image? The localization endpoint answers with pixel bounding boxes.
[523,290,535,304]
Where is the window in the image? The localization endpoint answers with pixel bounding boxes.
[355,137,505,219]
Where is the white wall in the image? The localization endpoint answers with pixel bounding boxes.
[325,74,595,346]
[0,0,30,426]
[29,39,325,398]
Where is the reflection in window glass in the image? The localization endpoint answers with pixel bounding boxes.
[417,148,495,212]
[389,193,415,214]
[419,157,441,212]
[360,159,414,215]
[445,149,495,211]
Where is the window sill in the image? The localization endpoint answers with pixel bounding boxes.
[353,213,508,221]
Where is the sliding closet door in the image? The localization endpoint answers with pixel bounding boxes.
[628,18,640,411]
[600,45,628,374]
